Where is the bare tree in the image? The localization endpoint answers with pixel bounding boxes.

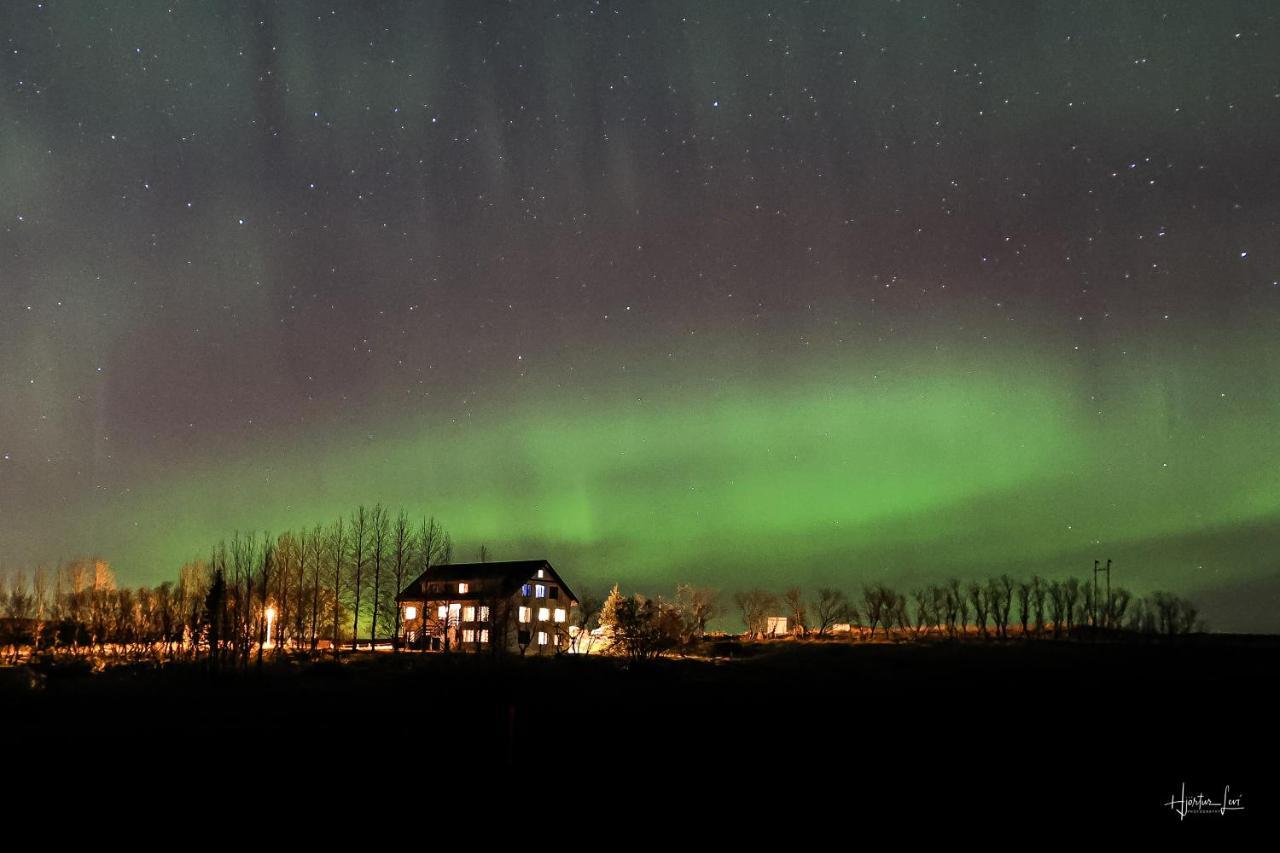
[568,590,603,654]
[1150,591,1199,637]
[1062,578,1081,635]
[349,505,370,650]
[303,524,322,651]
[733,589,778,639]
[967,582,990,639]
[388,510,412,650]
[782,587,807,636]
[1108,587,1132,631]
[368,503,389,645]
[861,585,887,639]
[328,518,347,655]
[1030,576,1046,637]
[255,536,274,670]
[1016,580,1032,638]
[812,588,851,637]
[1047,580,1066,639]
[911,588,932,637]
[673,585,720,644]
[989,575,1014,639]
[944,578,964,638]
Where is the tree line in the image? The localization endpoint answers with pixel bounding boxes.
[1,539,1206,666]
[593,575,1204,662]
[0,505,453,667]
[730,575,1203,641]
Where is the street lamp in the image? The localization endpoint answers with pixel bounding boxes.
[265,605,277,649]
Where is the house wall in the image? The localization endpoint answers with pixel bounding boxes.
[399,571,578,654]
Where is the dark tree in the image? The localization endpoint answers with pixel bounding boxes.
[733,588,778,638]
[812,588,851,637]
[349,505,370,650]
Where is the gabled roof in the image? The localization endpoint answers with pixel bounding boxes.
[395,559,579,605]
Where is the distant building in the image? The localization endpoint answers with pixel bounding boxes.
[396,560,580,654]
[765,616,789,637]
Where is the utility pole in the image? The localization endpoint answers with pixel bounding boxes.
[1092,560,1099,627]
[1092,559,1112,629]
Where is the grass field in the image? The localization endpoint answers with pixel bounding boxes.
[3,636,1273,827]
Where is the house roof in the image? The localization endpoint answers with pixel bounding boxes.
[396,559,579,605]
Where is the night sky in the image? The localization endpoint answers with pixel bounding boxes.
[3,1,1278,631]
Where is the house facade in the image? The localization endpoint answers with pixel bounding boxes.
[395,559,580,654]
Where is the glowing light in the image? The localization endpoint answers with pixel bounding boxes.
[264,605,277,648]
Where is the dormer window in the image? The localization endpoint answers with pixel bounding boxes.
[458,582,469,594]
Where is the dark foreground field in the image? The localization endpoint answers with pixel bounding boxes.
[3,637,1275,830]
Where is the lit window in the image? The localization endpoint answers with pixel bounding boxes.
[478,606,490,621]
[404,606,417,620]
[538,607,550,622]
[463,606,475,622]
[535,584,546,598]
[554,608,566,623]
[521,583,532,596]
[448,603,461,621]
[518,606,531,623]
[537,569,545,578]
[479,630,489,643]
[553,633,560,646]
[437,605,448,619]
[458,582,469,594]
[462,629,475,644]
[537,631,548,646]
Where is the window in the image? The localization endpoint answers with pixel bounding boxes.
[437,605,448,619]
[518,629,531,645]
[548,587,559,600]
[404,606,417,621]
[479,629,489,643]
[457,582,469,594]
[521,583,532,596]
[478,606,490,621]
[463,605,475,622]
[553,633,560,646]
[538,607,550,622]
[536,569,545,578]
[554,608,566,623]
[537,631,548,646]
[518,606,531,623]
[535,584,546,598]
[448,603,461,620]
[462,629,475,644]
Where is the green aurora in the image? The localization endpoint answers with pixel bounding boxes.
[50,323,1280,632]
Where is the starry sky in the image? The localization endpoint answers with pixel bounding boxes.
[2,1,1279,631]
